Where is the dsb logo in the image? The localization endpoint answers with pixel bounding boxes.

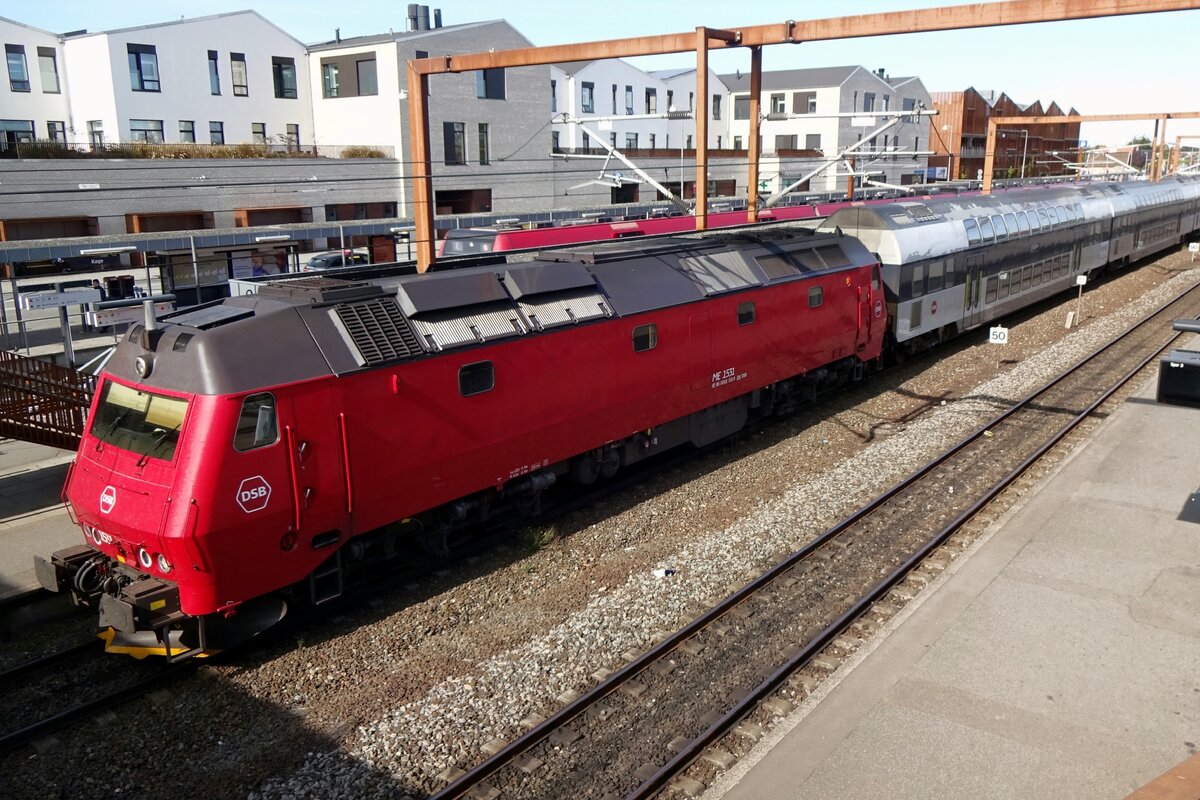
[236,476,272,513]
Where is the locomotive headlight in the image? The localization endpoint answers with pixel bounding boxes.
[137,547,153,569]
[134,355,153,378]
[156,553,172,573]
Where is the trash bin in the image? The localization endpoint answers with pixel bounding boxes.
[117,275,136,298]
[104,275,125,300]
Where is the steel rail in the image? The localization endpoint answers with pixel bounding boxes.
[0,640,102,685]
[428,284,1200,800]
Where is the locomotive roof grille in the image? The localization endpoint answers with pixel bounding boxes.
[331,297,423,367]
[408,301,528,351]
[516,286,612,331]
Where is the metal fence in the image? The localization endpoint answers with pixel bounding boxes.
[0,349,95,451]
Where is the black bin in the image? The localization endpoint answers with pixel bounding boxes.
[104,274,136,300]
[1157,349,1200,408]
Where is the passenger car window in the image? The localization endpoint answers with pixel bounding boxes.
[1037,209,1050,227]
[1015,213,1030,234]
[978,217,995,240]
[991,215,1007,238]
[233,392,278,451]
[1047,207,1059,225]
[927,260,944,292]
[1003,213,1019,234]
[633,323,657,352]
[458,361,495,396]
[963,218,981,245]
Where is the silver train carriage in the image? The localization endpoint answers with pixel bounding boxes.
[821,175,1200,354]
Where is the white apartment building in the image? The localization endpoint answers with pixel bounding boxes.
[60,12,312,149]
[722,65,932,193]
[0,16,71,148]
[550,61,729,153]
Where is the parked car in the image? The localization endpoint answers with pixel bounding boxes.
[302,250,369,271]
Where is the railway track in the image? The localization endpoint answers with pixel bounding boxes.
[424,286,1200,799]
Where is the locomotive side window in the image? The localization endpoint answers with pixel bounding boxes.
[963,218,981,245]
[233,392,279,451]
[458,361,495,396]
[737,302,756,326]
[807,286,823,308]
[633,324,658,352]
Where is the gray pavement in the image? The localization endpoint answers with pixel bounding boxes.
[0,438,79,599]
[710,378,1200,799]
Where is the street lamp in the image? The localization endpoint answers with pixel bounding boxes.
[998,128,1029,178]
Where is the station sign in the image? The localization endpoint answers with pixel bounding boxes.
[87,301,175,327]
[19,288,102,310]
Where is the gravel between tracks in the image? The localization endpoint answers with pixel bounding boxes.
[5,253,1197,800]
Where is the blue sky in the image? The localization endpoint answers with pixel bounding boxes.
[13,1,1200,146]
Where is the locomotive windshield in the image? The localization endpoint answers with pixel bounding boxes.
[90,380,189,462]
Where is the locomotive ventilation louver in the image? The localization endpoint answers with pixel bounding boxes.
[331,298,423,366]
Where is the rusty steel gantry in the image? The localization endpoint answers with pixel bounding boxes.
[406,0,1200,271]
[981,112,1200,191]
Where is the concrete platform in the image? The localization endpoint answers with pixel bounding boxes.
[711,376,1200,800]
[0,438,79,600]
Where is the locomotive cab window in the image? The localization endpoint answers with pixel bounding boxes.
[459,361,495,396]
[633,323,658,352]
[91,380,189,462]
[737,301,756,326]
[807,286,823,308]
[234,392,279,451]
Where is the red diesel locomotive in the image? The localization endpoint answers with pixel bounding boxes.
[38,228,885,658]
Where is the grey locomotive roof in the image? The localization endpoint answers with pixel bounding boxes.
[103,230,874,395]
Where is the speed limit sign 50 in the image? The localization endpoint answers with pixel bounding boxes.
[989,326,1009,344]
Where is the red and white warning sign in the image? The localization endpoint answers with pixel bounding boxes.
[236,476,272,513]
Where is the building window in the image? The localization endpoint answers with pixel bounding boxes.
[806,133,821,151]
[476,68,505,99]
[863,92,875,112]
[611,84,617,113]
[208,50,220,95]
[443,121,466,165]
[322,62,339,98]
[272,56,297,99]
[733,136,743,150]
[47,121,66,142]
[129,119,164,144]
[356,59,378,96]
[712,95,722,120]
[737,301,755,326]
[87,120,103,147]
[581,132,590,150]
[552,131,560,151]
[633,324,657,352]
[230,52,248,96]
[770,93,786,114]
[252,122,266,143]
[648,133,656,149]
[415,50,428,59]
[733,96,750,120]
[478,123,490,165]
[792,91,815,114]
[686,134,692,149]
[610,132,616,148]
[645,88,657,114]
[717,135,722,149]
[625,85,633,114]
[179,120,195,143]
[550,79,556,112]
[209,121,224,145]
[286,123,299,150]
[127,44,160,92]
[581,81,594,113]
[882,94,890,111]
[625,132,638,149]
[37,47,59,93]
[458,361,494,396]
[6,44,30,92]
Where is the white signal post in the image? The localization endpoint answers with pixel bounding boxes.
[1189,242,1198,263]
[989,325,1008,371]
[1075,273,1088,326]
